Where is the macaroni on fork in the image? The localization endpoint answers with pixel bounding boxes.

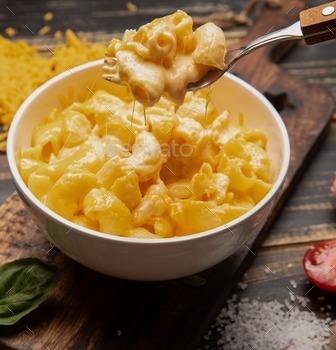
[103,10,226,106]
[17,89,272,238]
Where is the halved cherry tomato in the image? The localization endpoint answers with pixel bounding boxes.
[303,240,336,293]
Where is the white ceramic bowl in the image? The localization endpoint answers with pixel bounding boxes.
[7,60,290,281]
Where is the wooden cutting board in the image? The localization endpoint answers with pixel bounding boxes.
[0,1,334,349]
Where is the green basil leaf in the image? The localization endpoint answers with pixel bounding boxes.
[0,258,59,326]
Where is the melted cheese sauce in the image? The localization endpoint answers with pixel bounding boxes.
[103,10,226,106]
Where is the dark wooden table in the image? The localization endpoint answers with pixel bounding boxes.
[0,0,335,349]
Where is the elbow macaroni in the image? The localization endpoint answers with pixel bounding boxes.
[103,10,226,106]
[17,88,272,238]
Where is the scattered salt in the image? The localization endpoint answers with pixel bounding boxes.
[264,267,271,275]
[290,280,297,289]
[264,266,276,275]
[297,296,308,308]
[201,297,333,349]
[289,292,296,303]
[285,299,292,310]
[238,282,248,290]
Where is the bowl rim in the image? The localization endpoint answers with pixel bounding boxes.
[7,59,290,245]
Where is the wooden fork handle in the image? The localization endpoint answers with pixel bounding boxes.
[300,1,336,45]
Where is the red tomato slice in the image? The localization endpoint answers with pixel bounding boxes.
[303,240,336,293]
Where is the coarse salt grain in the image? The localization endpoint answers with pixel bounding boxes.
[297,295,308,308]
[290,280,297,289]
[289,292,296,302]
[201,297,333,349]
[238,282,248,290]
[285,299,292,310]
[264,266,276,275]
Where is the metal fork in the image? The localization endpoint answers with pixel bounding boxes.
[103,2,336,91]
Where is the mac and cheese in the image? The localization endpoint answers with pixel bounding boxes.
[17,89,272,238]
[103,10,226,106]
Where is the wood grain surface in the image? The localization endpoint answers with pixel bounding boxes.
[0,0,336,349]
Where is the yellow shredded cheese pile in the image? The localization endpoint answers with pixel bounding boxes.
[0,29,106,151]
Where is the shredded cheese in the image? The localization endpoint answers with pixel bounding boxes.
[0,30,106,151]
[54,30,63,40]
[38,25,51,36]
[4,27,17,38]
[126,2,138,12]
[43,12,54,22]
